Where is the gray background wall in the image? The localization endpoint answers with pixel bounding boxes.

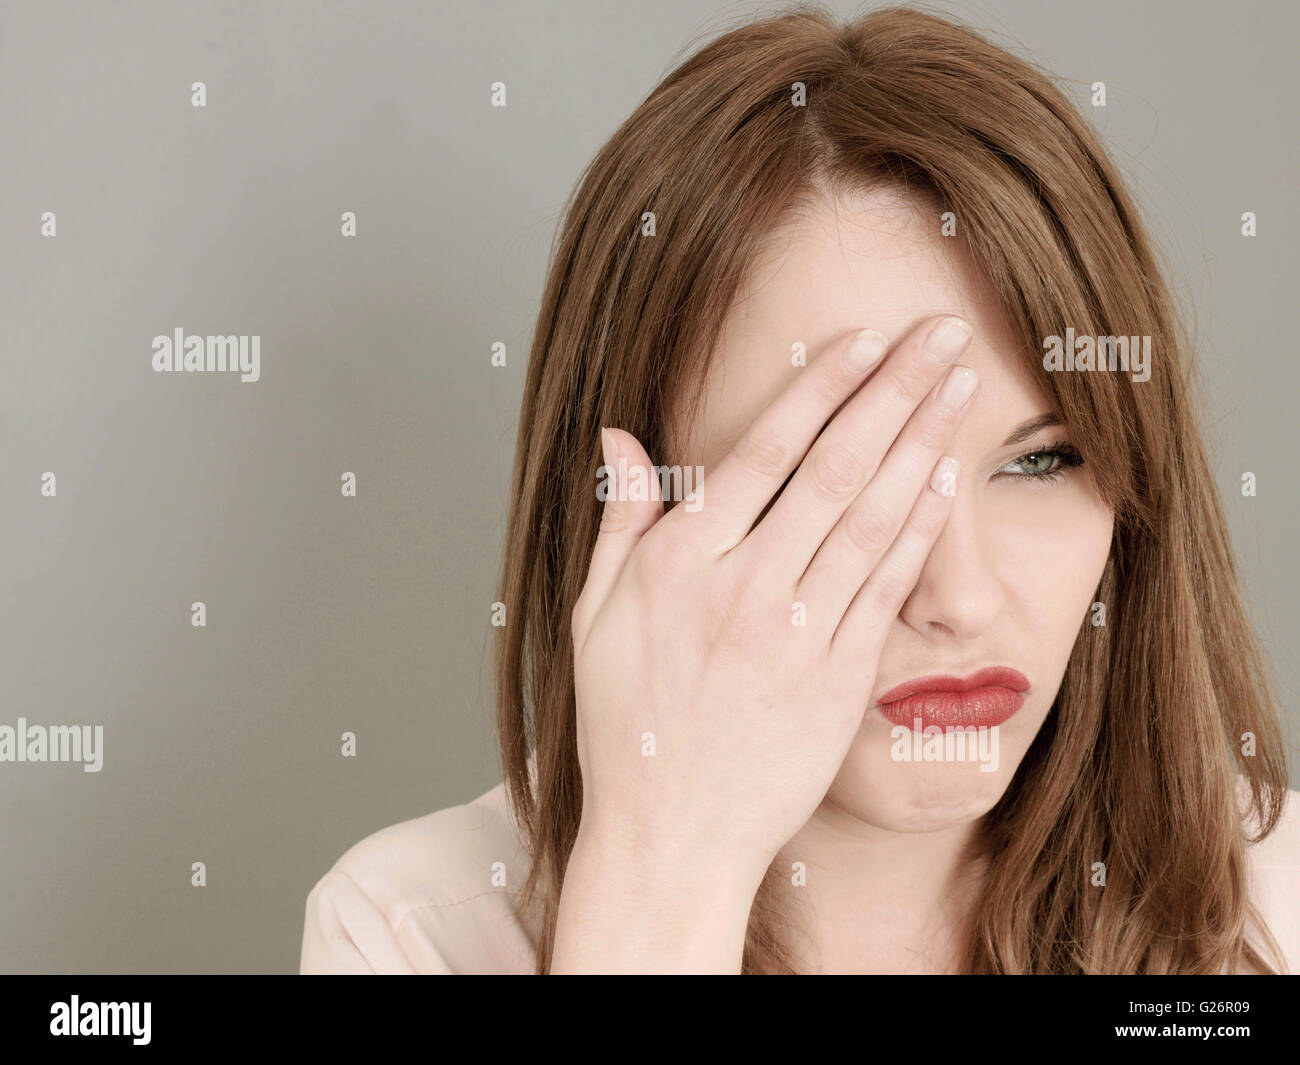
[0,0,1295,973]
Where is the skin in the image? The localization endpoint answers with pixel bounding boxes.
[553,184,1114,974]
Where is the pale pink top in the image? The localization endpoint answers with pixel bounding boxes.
[299,782,1300,974]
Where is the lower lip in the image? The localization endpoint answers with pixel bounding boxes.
[878,687,1024,730]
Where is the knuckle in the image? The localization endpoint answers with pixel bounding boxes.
[815,357,858,404]
[912,415,951,453]
[707,586,765,649]
[807,440,863,501]
[887,365,928,407]
[737,429,790,480]
[843,503,895,555]
[869,567,910,610]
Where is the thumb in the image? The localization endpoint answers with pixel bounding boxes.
[573,427,664,642]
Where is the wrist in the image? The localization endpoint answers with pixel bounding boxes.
[550,825,769,974]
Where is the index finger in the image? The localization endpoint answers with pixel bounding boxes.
[689,326,889,553]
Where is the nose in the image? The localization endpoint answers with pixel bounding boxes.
[897,492,1004,641]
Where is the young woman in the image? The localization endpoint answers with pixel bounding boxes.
[300,5,1298,974]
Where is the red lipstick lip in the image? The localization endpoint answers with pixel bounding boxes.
[875,667,1030,730]
[876,667,1030,704]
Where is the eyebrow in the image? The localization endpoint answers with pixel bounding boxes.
[1002,414,1063,448]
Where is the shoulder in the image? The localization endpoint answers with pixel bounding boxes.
[300,783,540,974]
[1243,785,1300,974]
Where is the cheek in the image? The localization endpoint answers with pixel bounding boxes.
[823,478,1114,833]
[989,479,1114,660]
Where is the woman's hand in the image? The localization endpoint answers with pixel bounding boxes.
[552,315,977,972]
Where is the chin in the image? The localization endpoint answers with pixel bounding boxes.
[824,726,1024,833]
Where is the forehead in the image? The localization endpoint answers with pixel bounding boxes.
[684,184,1051,460]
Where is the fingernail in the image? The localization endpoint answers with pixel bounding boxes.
[924,316,972,362]
[845,329,888,373]
[930,456,960,498]
[937,365,979,409]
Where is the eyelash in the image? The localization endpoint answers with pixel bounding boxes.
[995,440,1084,484]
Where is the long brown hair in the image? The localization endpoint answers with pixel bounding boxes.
[494,3,1289,973]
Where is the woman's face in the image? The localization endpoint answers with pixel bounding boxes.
[679,185,1114,833]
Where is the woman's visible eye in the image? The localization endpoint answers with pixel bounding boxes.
[994,441,1084,484]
